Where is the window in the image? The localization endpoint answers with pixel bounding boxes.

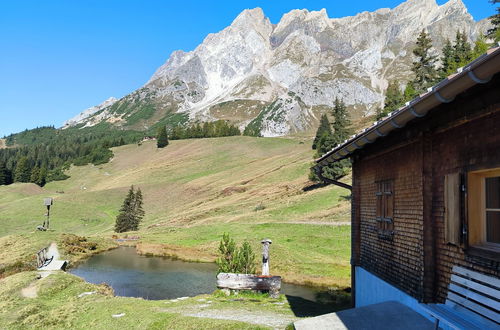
[485,177,500,244]
[468,168,500,253]
[376,180,394,238]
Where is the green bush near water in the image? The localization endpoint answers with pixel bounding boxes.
[216,233,256,274]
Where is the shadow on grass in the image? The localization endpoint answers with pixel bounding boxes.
[302,183,329,192]
[285,292,351,317]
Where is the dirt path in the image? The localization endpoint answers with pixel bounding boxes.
[161,301,298,329]
[185,308,297,329]
[21,283,38,298]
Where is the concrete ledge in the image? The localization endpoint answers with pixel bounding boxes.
[294,301,434,330]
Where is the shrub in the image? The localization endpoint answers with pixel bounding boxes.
[61,234,97,254]
[216,233,256,274]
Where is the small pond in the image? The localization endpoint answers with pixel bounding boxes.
[69,246,332,303]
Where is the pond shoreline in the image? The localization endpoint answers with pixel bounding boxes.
[98,240,348,291]
[69,246,348,304]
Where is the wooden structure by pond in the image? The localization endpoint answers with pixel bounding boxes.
[315,47,500,327]
[217,238,281,298]
[217,273,281,298]
[37,244,67,271]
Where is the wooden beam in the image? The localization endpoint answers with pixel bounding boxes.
[216,273,281,298]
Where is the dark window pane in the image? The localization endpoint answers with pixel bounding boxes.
[485,177,500,209]
[486,211,500,244]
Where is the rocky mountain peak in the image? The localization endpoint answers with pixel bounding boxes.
[63,97,118,128]
[65,0,487,137]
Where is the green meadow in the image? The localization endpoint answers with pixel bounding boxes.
[0,136,352,328]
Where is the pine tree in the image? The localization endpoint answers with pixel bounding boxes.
[235,241,256,274]
[331,98,351,145]
[453,31,473,68]
[411,30,438,93]
[216,233,238,273]
[131,188,145,230]
[156,126,169,148]
[377,81,404,120]
[473,33,489,59]
[312,114,332,150]
[488,1,500,42]
[14,156,31,183]
[30,166,40,185]
[0,162,9,185]
[440,39,454,79]
[38,166,47,187]
[310,99,352,182]
[115,186,136,233]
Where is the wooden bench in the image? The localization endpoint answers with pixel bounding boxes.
[420,266,499,329]
[36,247,53,268]
[36,246,67,271]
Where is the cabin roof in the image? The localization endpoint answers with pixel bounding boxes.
[316,46,500,167]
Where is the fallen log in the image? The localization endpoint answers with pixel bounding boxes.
[216,273,281,298]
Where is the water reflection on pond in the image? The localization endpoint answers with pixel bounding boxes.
[69,246,332,304]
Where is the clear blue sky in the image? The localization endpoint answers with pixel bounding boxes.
[0,0,496,137]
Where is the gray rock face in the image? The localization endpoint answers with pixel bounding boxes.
[66,0,490,136]
[63,97,117,128]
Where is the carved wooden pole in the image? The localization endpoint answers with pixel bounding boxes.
[261,239,272,275]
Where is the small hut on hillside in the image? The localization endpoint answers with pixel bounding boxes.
[315,47,500,310]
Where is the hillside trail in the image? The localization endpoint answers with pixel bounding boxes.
[21,242,63,298]
[161,300,298,329]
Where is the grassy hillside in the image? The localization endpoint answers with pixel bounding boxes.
[0,136,351,286]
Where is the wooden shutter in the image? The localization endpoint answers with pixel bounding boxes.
[376,183,383,221]
[376,180,394,237]
[445,173,460,245]
[385,181,394,232]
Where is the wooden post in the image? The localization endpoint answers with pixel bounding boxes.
[43,198,53,230]
[261,239,272,276]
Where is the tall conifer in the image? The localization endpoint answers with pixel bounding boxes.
[377,81,404,120]
[156,126,169,148]
[115,186,136,233]
[14,157,31,183]
[312,114,332,150]
[411,30,438,93]
[488,0,500,42]
[0,162,9,185]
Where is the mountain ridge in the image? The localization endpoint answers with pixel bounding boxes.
[64,0,490,136]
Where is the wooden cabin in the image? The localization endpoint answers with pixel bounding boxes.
[315,47,500,312]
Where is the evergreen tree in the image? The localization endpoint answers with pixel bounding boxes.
[453,31,473,68]
[30,166,40,185]
[115,186,136,233]
[0,162,10,185]
[440,39,455,79]
[38,166,47,187]
[312,114,332,150]
[216,234,256,274]
[404,83,417,101]
[440,31,474,79]
[377,81,404,120]
[488,0,500,42]
[216,233,238,273]
[411,30,438,93]
[243,125,262,137]
[235,241,256,274]
[131,188,145,231]
[310,98,352,182]
[473,33,489,58]
[14,156,31,183]
[156,126,169,148]
[331,98,351,144]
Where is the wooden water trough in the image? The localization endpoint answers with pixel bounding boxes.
[216,273,281,298]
